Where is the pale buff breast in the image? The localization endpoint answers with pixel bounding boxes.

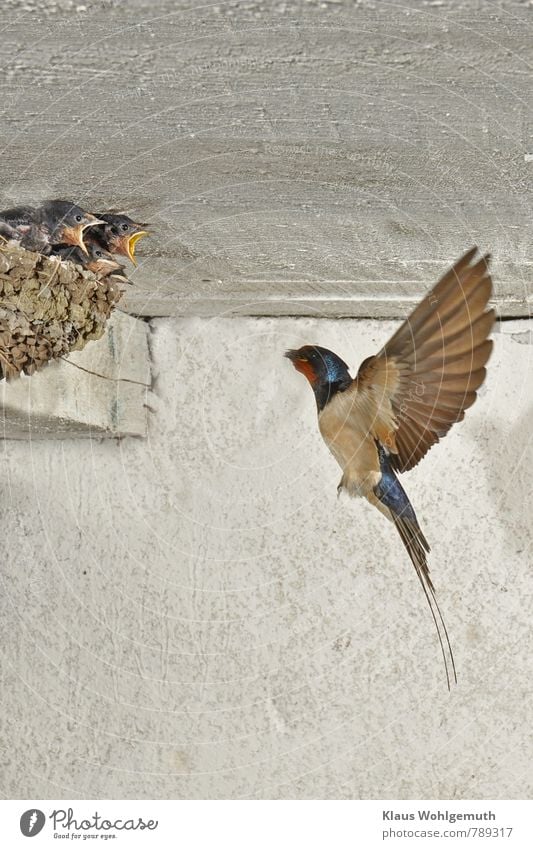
[318,388,383,496]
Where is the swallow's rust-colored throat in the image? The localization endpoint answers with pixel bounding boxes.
[285,349,318,384]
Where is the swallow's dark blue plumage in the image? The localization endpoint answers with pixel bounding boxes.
[0,199,102,255]
[285,248,495,689]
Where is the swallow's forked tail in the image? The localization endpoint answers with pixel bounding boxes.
[374,445,457,690]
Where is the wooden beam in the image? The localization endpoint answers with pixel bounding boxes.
[0,0,530,318]
[123,258,533,319]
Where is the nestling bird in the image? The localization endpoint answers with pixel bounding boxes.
[285,248,495,689]
[52,243,130,281]
[0,199,102,255]
[88,212,149,265]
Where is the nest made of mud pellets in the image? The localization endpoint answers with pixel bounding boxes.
[0,243,125,380]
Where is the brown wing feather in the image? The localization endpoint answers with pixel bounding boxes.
[356,248,495,472]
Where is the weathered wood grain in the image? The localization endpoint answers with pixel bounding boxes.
[0,0,531,316]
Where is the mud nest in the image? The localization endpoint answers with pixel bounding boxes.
[0,243,125,380]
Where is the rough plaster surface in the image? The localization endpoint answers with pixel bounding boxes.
[0,315,531,800]
[0,0,531,316]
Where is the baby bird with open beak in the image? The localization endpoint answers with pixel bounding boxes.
[88,212,149,266]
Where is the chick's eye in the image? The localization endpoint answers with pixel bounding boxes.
[95,250,102,257]
[121,223,129,231]
[75,214,82,222]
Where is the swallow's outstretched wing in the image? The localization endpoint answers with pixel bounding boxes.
[356,247,495,472]
[345,248,494,688]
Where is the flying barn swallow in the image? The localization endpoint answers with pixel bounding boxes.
[285,248,495,689]
[89,212,149,266]
[0,199,102,255]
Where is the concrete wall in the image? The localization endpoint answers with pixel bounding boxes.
[1,315,531,799]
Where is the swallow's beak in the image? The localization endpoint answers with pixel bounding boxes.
[109,272,133,286]
[284,349,316,382]
[85,214,105,226]
[81,216,105,253]
[63,215,104,255]
[124,230,148,266]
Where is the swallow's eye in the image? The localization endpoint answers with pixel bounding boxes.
[95,250,102,257]
[121,223,129,232]
[75,214,82,222]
